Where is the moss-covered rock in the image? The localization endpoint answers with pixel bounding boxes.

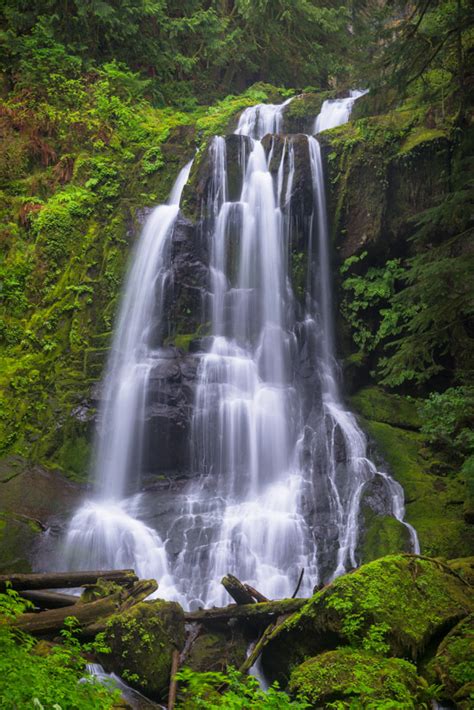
[448,558,474,586]
[0,455,82,518]
[430,614,474,709]
[102,599,185,701]
[288,648,425,708]
[0,512,42,573]
[185,626,248,673]
[282,91,334,134]
[361,418,473,558]
[359,508,412,564]
[349,387,474,559]
[350,386,421,430]
[261,555,473,685]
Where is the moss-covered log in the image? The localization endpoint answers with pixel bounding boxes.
[184,598,307,623]
[13,579,157,636]
[0,569,138,592]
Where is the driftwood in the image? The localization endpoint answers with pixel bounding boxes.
[184,598,306,623]
[20,590,78,609]
[168,648,180,710]
[0,569,138,592]
[14,579,157,636]
[221,574,256,605]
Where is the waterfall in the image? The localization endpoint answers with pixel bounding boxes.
[59,163,193,603]
[58,93,418,607]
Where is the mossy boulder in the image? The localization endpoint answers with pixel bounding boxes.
[431,614,474,709]
[349,387,474,559]
[288,648,425,708]
[359,508,413,564]
[350,386,421,430]
[448,558,474,586]
[360,418,474,558]
[102,599,185,701]
[185,626,248,673]
[261,555,473,685]
[282,91,334,134]
[0,512,42,573]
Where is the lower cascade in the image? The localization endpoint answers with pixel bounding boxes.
[59,92,419,608]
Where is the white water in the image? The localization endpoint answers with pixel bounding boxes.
[59,162,192,605]
[59,93,418,608]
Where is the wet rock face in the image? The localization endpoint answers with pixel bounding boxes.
[0,456,84,573]
[142,349,198,477]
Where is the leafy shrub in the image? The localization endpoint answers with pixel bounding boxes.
[419,386,474,456]
[0,587,119,709]
[175,666,309,709]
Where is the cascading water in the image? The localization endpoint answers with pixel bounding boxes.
[60,163,192,603]
[58,92,418,608]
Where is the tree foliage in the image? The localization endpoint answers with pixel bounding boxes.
[0,0,354,103]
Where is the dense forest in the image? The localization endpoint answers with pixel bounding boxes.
[0,1,473,708]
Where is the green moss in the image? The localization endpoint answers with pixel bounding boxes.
[399,127,447,155]
[80,578,123,603]
[363,418,473,558]
[186,629,248,673]
[359,509,412,564]
[350,386,421,430]
[0,512,40,573]
[262,555,474,685]
[102,599,185,701]
[54,436,91,480]
[431,614,474,707]
[289,648,425,708]
[290,251,308,303]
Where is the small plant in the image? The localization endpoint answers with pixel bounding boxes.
[175,666,310,709]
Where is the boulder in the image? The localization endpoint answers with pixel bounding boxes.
[289,648,425,708]
[102,599,185,702]
[431,614,474,709]
[261,555,473,685]
[185,624,248,673]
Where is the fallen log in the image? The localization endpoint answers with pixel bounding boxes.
[20,590,78,609]
[14,579,157,636]
[221,574,256,605]
[184,598,306,623]
[0,569,138,592]
[244,584,269,603]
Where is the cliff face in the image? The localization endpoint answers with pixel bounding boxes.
[1,88,471,570]
[318,102,473,561]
